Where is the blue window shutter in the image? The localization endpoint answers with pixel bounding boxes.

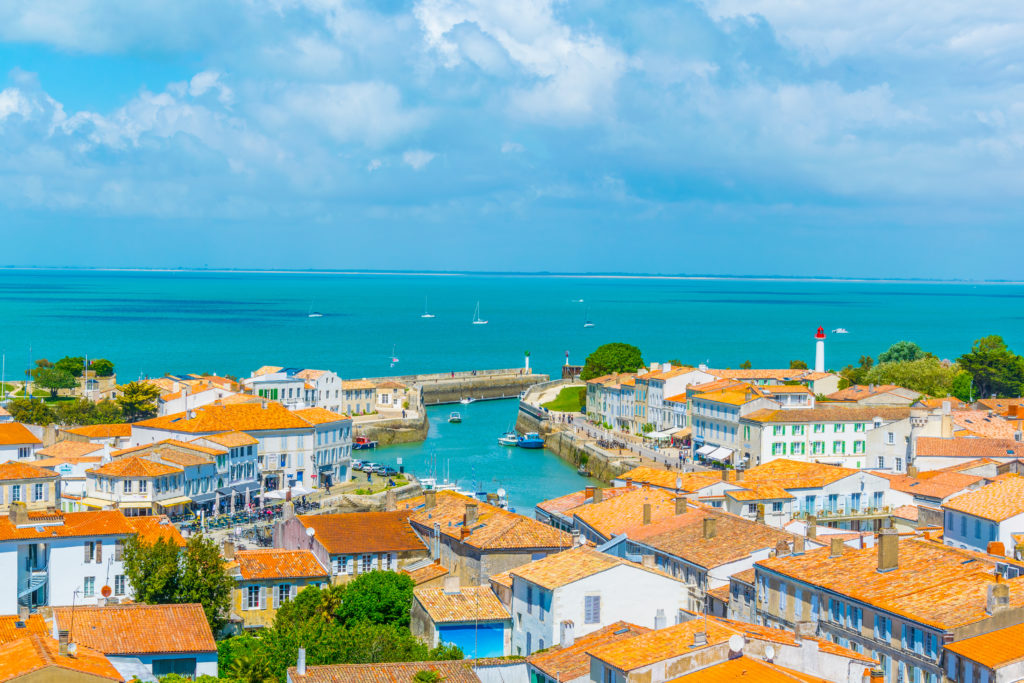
[885,618,891,642]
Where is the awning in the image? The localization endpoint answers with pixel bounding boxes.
[704,447,734,462]
[646,428,678,439]
[695,445,716,457]
[156,496,192,507]
[116,501,153,509]
[671,427,692,439]
[80,497,111,509]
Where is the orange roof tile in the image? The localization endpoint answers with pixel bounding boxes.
[0,634,122,682]
[0,423,40,446]
[664,393,688,403]
[943,622,1024,668]
[706,369,804,380]
[510,546,680,590]
[402,561,449,585]
[744,406,911,423]
[741,459,862,489]
[694,386,766,406]
[953,410,1022,439]
[536,486,633,516]
[0,615,48,645]
[666,656,830,682]
[976,398,1024,417]
[529,621,649,681]
[586,619,736,670]
[124,515,186,547]
[290,661,480,683]
[0,510,134,542]
[64,423,131,439]
[292,407,349,425]
[194,431,259,448]
[295,369,328,380]
[0,461,58,482]
[36,440,105,458]
[134,402,319,433]
[826,384,911,400]
[253,365,284,376]
[414,585,509,623]
[298,511,427,555]
[763,384,814,394]
[871,470,980,501]
[616,467,722,492]
[916,436,1023,459]
[943,475,1024,521]
[155,450,215,467]
[725,485,794,501]
[572,487,677,538]
[88,456,182,478]
[112,439,225,458]
[234,549,328,580]
[342,380,376,390]
[52,604,216,655]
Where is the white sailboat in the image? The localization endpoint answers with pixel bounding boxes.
[390,345,400,364]
[307,301,323,318]
[583,308,595,328]
[421,296,435,319]
[472,301,488,325]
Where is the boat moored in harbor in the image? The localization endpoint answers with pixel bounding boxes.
[498,430,518,446]
[517,432,544,449]
[353,436,378,450]
[448,412,462,423]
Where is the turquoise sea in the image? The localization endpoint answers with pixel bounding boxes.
[3,269,1024,510]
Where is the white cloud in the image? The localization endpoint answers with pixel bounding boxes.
[367,158,382,171]
[501,141,524,153]
[0,88,34,122]
[189,71,234,106]
[403,149,435,170]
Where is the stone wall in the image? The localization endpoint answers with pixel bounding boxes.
[422,373,549,405]
[354,413,430,445]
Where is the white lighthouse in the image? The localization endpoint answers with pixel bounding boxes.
[814,326,826,372]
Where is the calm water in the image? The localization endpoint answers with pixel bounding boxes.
[367,400,587,513]
[1,269,1023,381]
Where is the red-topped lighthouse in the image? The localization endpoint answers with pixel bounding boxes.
[815,326,826,372]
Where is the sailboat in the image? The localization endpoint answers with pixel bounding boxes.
[307,302,323,318]
[421,296,435,319]
[389,345,400,364]
[583,308,595,328]
[472,301,488,325]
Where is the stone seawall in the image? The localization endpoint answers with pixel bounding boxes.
[423,373,548,405]
[354,413,430,445]
[515,405,623,483]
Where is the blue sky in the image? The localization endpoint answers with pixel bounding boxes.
[1,1,1022,278]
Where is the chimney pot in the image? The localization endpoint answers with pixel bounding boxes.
[465,502,478,526]
[806,515,817,539]
[793,536,805,555]
[8,501,27,526]
[829,537,844,558]
[442,575,460,594]
[988,541,1006,557]
[703,517,717,539]
[297,647,306,675]
[987,583,1010,614]
[560,620,575,648]
[775,540,790,557]
[641,554,656,568]
[58,630,69,657]
[877,528,899,572]
[571,529,582,548]
[593,487,604,503]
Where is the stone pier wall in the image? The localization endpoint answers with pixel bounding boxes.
[354,413,430,446]
[422,373,548,405]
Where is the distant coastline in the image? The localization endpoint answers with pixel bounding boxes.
[0,265,1021,285]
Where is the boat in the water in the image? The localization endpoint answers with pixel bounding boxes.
[307,302,323,318]
[390,344,400,364]
[448,412,462,423]
[517,432,544,449]
[421,296,435,319]
[577,465,588,476]
[498,430,518,446]
[353,436,378,450]
[459,397,475,405]
[472,301,488,325]
[832,327,850,334]
[583,308,594,328]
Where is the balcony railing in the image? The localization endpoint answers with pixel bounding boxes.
[792,506,892,520]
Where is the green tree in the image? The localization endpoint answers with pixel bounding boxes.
[123,536,181,604]
[957,335,1024,399]
[740,360,752,369]
[580,343,644,381]
[178,535,235,634]
[878,341,925,364]
[863,357,961,396]
[51,398,124,426]
[952,371,974,402]
[33,367,77,398]
[90,358,115,377]
[93,399,125,423]
[54,356,87,378]
[226,655,278,683]
[336,571,415,627]
[116,381,161,421]
[789,359,808,370]
[839,355,874,387]
[5,398,56,425]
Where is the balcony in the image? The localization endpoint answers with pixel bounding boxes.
[793,507,892,522]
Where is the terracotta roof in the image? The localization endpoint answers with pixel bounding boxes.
[917,397,968,410]
[290,661,481,683]
[870,470,979,502]
[740,459,863,490]
[572,487,677,538]
[124,515,186,547]
[194,431,259,448]
[0,615,48,645]
[615,467,722,493]
[943,475,1024,521]
[52,603,216,655]
[743,406,911,423]
[154,449,216,467]
[402,561,449,585]
[253,365,284,376]
[64,424,131,439]
[586,619,736,670]
[665,656,830,682]
[724,485,794,501]
[732,567,756,585]
[664,393,688,403]
[977,398,1024,417]
[414,585,509,623]
[36,440,105,458]
[0,423,40,446]
[707,584,730,602]
[953,410,1022,439]
[711,615,876,663]
[826,384,913,400]
[488,570,513,590]
[342,380,377,390]
[528,621,649,681]
[705,369,804,380]
[893,505,919,521]
[943,622,1024,668]
[298,511,427,555]
[134,402,320,433]
[402,491,572,551]
[916,436,1023,459]
[763,384,814,394]
[292,407,349,425]
[111,438,224,458]
[0,510,134,542]
[233,549,328,580]
[757,538,1024,629]
[629,509,799,569]
[376,380,408,389]
[88,456,181,478]
[510,546,680,590]
[0,461,58,482]
[0,634,122,682]
[694,386,766,406]
[536,486,632,516]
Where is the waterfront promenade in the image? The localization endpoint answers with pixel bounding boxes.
[366,367,549,405]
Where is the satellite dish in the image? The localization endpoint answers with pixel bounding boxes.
[764,644,776,661]
[306,527,316,537]
[67,642,78,656]
[728,635,744,653]
[496,488,506,498]
[100,585,112,598]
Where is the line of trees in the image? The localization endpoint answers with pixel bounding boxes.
[7,379,161,426]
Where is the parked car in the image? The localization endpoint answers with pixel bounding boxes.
[381,466,398,477]
[351,460,366,471]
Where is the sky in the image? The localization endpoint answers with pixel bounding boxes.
[1,1,1023,278]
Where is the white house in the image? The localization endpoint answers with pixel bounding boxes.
[35,441,109,512]
[633,364,715,431]
[687,381,780,468]
[0,422,42,462]
[242,366,345,414]
[942,476,1024,558]
[158,382,241,416]
[507,545,688,656]
[586,373,637,431]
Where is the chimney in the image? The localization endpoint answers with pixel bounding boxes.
[756,503,765,523]
[642,554,656,568]
[721,469,730,482]
[642,503,652,525]
[703,517,717,539]
[465,503,478,526]
[460,525,471,541]
[987,583,1010,614]
[693,631,708,647]
[58,630,69,657]
[735,469,743,481]
[585,486,596,501]
[775,540,790,558]
[560,620,575,647]
[8,502,27,526]
[17,605,28,622]
[675,497,688,515]
[296,647,306,676]
[571,529,582,548]
[869,668,885,683]
[675,476,682,492]
[654,608,667,630]
[424,489,437,510]
[283,500,295,520]
[593,487,603,504]
[877,528,898,572]
[385,489,397,512]
[806,515,817,539]
[442,575,460,595]
[793,536,805,555]
[651,362,660,373]
[829,537,844,558]
[907,466,919,478]
[794,621,816,640]
[222,540,235,561]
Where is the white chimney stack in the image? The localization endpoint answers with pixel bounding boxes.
[814,327,826,373]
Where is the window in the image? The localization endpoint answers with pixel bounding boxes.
[84,541,95,562]
[778,582,787,613]
[584,595,601,624]
[247,585,261,609]
[877,456,885,469]
[896,457,903,471]
[123,480,132,493]
[773,426,784,436]
[139,480,147,493]
[33,483,44,501]
[812,442,825,455]
[887,431,895,445]
[384,553,393,571]
[279,584,291,606]
[853,441,865,454]
[83,576,95,597]
[10,485,21,503]
[772,502,783,512]
[361,554,373,572]
[792,425,805,436]
[747,504,757,514]
[833,423,845,433]
[832,441,846,454]
[527,585,533,614]
[114,575,126,596]
[17,447,30,459]
[743,425,750,440]
[975,519,982,539]
[772,443,785,456]
[961,516,967,536]
[791,443,805,455]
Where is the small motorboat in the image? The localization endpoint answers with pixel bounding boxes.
[517,432,544,449]
[353,436,377,450]
[577,465,588,476]
[459,397,475,405]
[832,328,850,334]
[448,412,462,423]
[498,431,518,446]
